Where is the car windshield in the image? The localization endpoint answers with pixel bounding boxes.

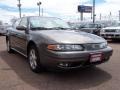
[29,17,71,30]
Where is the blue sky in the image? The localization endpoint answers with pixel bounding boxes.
[0,4,37,12]
[89,0,105,4]
[0,0,106,13]
[0,0,120,23]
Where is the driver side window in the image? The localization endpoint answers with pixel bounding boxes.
[13,19,21,28]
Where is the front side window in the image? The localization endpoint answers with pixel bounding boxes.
[19,18,27,27]
[13,19,21,28]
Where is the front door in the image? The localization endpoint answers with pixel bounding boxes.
[16,17,28,55]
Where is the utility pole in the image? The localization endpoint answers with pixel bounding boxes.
[100,13,102,20]
[80,12,83,21]
[17,0,22,18]
[37,1,42,16]
[119,10,120,21]
[109,12,112,20]
[93,0,95,23]
[42,8,43,16]
[91,12,92,19]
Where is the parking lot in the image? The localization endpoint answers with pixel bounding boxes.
[0,36,120,90]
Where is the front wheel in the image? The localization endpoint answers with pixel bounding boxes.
[28,46,43,73]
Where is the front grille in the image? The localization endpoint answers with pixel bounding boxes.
[84,44,102,50]
[105,29,116,32]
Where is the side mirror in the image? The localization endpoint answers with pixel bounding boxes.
[16,26,27,31]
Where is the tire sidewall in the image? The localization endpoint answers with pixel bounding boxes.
[28,45,42,73]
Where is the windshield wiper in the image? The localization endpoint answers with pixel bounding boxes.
[52,27,71,30]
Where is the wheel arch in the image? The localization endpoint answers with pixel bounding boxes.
[27,40,43,73]
[27,41,38,55]
[6,36,9,41]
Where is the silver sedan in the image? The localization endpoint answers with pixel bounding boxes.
[6,16,113,73]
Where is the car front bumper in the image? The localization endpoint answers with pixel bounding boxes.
[40,46,113,69]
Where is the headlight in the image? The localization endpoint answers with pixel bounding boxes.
[47,44,84,51]
[100,42,108,49]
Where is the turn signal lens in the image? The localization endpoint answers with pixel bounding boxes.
[47,45,57,50]
[47,44,83,51]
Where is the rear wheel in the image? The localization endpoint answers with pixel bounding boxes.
[28,45,43,73]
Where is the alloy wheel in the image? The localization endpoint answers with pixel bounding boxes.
[29,49,38,70]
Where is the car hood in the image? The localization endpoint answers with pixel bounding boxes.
[103,26,120,29]
[36,30,105,44]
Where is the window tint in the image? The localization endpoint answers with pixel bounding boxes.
[19,18,27,27]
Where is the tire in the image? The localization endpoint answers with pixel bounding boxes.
[6,39,14,53]
[28,45,43,73]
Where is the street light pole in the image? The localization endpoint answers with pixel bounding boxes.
[37,1,42,16]
[119,10,120,21]
[42,8,43,16]
[93,0,95,23]
[17,0,22,18]
[100,13,101,20]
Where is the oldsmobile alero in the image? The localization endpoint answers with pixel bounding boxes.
[6,16,113,73]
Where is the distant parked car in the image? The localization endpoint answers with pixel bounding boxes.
[75,23,102,35]
[0,23,11,36]
[0,25,5,35]
[6,16,113,73]
[100,23,120,40]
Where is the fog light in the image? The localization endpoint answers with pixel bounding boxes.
[59,63,69,67]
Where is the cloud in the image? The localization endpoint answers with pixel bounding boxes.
[105,0,120,3]
[95,0,120,18]
[0,0,120,23]
[0,0,90,14]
